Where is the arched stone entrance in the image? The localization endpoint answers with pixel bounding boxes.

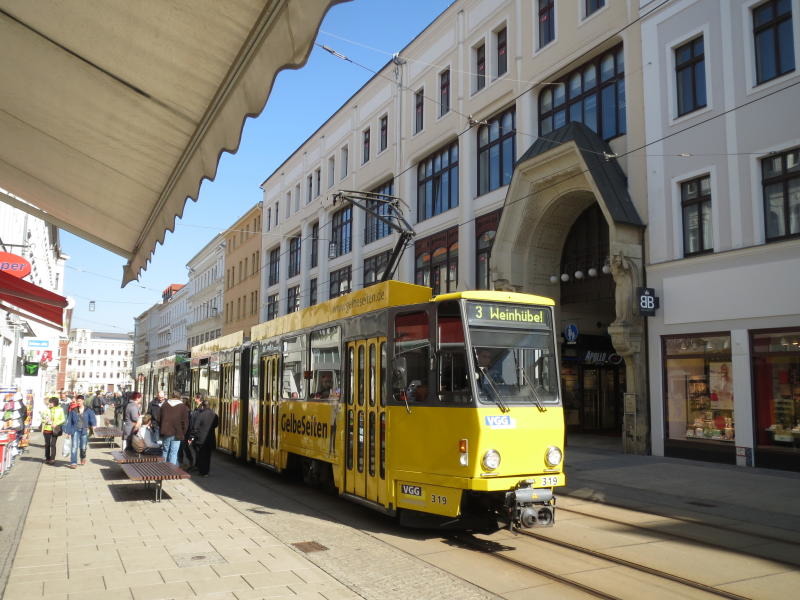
[492,123,648,454]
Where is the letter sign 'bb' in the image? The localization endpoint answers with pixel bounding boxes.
[0,252,32,278]
[636,287,659,317]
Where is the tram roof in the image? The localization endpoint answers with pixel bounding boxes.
[248,281,557,343]
[433,290,555,307]
[191,330,245,357]
[250,280,432,342]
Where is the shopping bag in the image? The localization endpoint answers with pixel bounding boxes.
[61,435,71,457]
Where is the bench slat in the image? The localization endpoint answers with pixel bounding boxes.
[120,462,190,481]
[111,450,164,463]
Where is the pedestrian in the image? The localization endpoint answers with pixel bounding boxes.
[122,392,142,450]
[190,399,218,477]
[40,396,65,465]
[159,392,190,465]
[185,394,203,471]
[132,415,163,455]
[148,390,166,439]
[65,395,97,468]
[91,390,104,416]
[178,396,195,469]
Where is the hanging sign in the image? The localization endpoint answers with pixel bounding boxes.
[636,287,660,317]
[564,324,579,344]
[0,252,31,278]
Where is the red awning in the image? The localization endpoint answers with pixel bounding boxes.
[0,269,67,329]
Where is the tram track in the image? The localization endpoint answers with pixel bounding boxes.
[557,504,800,569]
[450,529,753,600]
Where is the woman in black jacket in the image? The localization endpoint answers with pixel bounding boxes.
[189,400,218,477]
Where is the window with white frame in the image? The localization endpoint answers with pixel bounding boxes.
[414,88,424,133]
[341,145,349,179]
[753,0,795,85]
[439,69,450,116]
[681,175,713,256]
[675,36,706,117]
[328,156,335,188]
[585,0,605,19]
[474,42,486,92]
[495,27,507,77]
[538,0,555,49]
[363,127,371,164]
[379,115,388,152]
[762,147,800,241]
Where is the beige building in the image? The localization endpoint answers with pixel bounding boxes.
[223,203,263,335]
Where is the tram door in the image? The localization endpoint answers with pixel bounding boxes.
[258,354,281,467]
[345,338,386,504]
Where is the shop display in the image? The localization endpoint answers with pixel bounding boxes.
[684,369,734,442]
[765,367,800,445]
[0,386,22,476]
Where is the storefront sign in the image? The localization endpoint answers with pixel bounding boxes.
[25,339,50,349]
[0,252,31,278]
[583,350,623,365]
[637,287,659,316]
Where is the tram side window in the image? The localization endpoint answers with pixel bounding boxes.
[282,336,306,399]
[438,311,470,403]
[198,363,209,396]
[250,347,259,401]
[233,351,241,398]
[393,312,430,402]
[209,362,219,398]
[310,326,341,400]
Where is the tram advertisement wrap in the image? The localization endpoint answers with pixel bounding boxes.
[279,402,337,459]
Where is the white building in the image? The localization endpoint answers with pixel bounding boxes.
[0,200,68,422]
[65,328,133,393]
[186,235,224,348]
[642,0,800,470]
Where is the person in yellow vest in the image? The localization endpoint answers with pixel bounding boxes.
[41,396,66,465]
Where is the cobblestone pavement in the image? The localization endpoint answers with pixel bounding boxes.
[2,434,499,600]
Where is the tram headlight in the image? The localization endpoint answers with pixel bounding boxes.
[481,449,501,471]
[544,446,563,468]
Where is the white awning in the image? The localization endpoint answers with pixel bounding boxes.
[0,0,341,286]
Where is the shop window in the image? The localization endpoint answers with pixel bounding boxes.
[663,335,734,446]
[752,329,800,466]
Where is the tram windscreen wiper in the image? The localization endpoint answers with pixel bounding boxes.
[473,348,509,413]
[513,350,545,412]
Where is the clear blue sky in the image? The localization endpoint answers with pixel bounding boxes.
[63,0,455,334]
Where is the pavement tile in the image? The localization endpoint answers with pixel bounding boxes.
[233,586,298,599]
[159,564,220,583]
[243,570,304,589]
[188,575,252,594]
[42,575,106,595]
[211,561,270,578]
[3,581,44,598]
[71,589,134,600]
[130,581,196,600]
[104,569,164,588]
[292,569,341,585]
[124,558,178,574]
[288,583,353,596]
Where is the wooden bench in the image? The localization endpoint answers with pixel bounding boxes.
[111,450,165,463]
[120,462,190,502]
[93,426,123,447]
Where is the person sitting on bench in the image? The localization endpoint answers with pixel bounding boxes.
[131,415,163,455]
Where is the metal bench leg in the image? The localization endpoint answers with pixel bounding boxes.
[155,480,163,502]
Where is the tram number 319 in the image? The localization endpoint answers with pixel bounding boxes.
[431,494,447,504]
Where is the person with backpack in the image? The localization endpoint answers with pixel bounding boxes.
[189,398,218,477]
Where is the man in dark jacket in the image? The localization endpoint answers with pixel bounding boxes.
[159,392,190,465]
[64,395,97,468]
[148,390,166,438]
[190,399,218,477]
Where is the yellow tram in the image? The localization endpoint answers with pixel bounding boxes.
[193,281,565,530]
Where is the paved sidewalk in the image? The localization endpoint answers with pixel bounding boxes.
[0,435,496,600]
[563,435,800,540]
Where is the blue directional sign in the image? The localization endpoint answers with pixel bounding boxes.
[564,324,579,344]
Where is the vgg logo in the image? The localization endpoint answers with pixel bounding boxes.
[401,484,422,496]
[484,415,514,428]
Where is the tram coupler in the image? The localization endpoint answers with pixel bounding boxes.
[505,483,555,530]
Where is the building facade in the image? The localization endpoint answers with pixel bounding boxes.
[65,328,133,393]
[223,203,263,335]
[257,0,650,452]
[0,201,69,419]
[642,0,800,470]
[186,235,224,348]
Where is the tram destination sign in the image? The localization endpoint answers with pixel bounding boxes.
[467,302,551,329]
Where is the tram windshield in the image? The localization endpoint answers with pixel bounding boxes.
[466,301,559,407]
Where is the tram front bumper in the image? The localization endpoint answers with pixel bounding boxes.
[506,485,555,529]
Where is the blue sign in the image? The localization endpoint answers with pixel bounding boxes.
[26,339,49,348]
[564,324,579,344]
